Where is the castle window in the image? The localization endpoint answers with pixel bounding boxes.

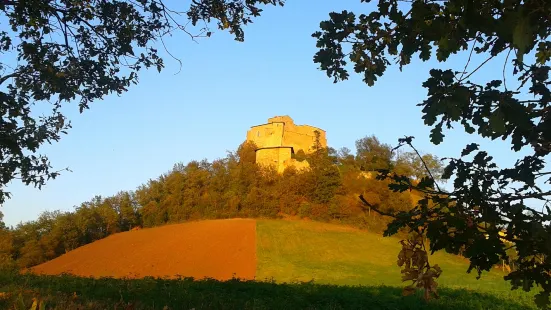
[257,131,260,137]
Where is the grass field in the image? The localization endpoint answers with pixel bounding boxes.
[256,220,517,290]
[256,219,537,309]
[0,219,539,309]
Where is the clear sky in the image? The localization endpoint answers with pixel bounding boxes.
[2,0,532,226]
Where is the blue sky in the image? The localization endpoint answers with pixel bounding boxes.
[2,0,533,226]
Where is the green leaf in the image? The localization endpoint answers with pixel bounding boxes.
[417,176,435,190]
[461,143,479,157]
[430,124,444,145]
[489,109,506,135]
[442,162,455,180]
[534,291,550,308]
[512,16,531,64]
[16,293,25,310]
[535,42,551,65]
[462,121,476,134]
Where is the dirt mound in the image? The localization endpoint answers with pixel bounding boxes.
[30,219,257,281]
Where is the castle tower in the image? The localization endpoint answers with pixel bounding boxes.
[246,115,327,173]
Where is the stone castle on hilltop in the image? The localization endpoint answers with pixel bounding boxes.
[246,115,327,173]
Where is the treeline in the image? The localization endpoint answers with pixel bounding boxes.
[0,135,443,269]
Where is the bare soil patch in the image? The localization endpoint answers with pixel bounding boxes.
[30,219,256,281]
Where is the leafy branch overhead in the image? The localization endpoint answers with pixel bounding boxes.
[0,0,285,204]
[311,0,551,308]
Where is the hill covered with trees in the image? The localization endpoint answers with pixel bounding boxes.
[0,134,443,270]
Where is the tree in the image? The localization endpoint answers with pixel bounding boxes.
[0,0,285,204]
[0,228,15,270]
[335,147,357,170]
[0,211,5,230]
[236,141,257,164]
[311,0,551,307]
[306,136,342,204]
[111,191,140,231]
[51,212,81,253]
[394,151,444,182]
[0,210,15,270]
[355,135,393,171]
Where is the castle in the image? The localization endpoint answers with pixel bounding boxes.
[246,115,327,173]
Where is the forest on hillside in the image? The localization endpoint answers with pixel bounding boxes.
[0,135,443,269]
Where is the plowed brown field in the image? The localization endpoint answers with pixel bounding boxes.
[30,219,257,280]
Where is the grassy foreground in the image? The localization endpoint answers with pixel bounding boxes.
[0,219,539,309]
[0,271,537,309]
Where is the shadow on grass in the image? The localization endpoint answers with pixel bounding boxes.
[0,271,535,310]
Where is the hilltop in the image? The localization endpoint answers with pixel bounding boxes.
[1,131,444,272]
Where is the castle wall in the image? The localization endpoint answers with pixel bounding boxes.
[246,123,284,149]
[256,147,293,173]
[256,148,279,168]
[282,123,327,154]
[277,148,293,173]
[246,116,326,174]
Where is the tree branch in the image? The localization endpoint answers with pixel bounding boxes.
[503,48,512,91]
[359,194,396,218]
[535,171,551,178]
[487,191,551,203]
[459,53,498,82]
[1,0,17,6]
[0,72,19,85]
[52,10,72,56]
[458,32,479,81]
[400,136,442,192]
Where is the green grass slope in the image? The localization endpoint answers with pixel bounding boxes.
[256,219,536,308]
